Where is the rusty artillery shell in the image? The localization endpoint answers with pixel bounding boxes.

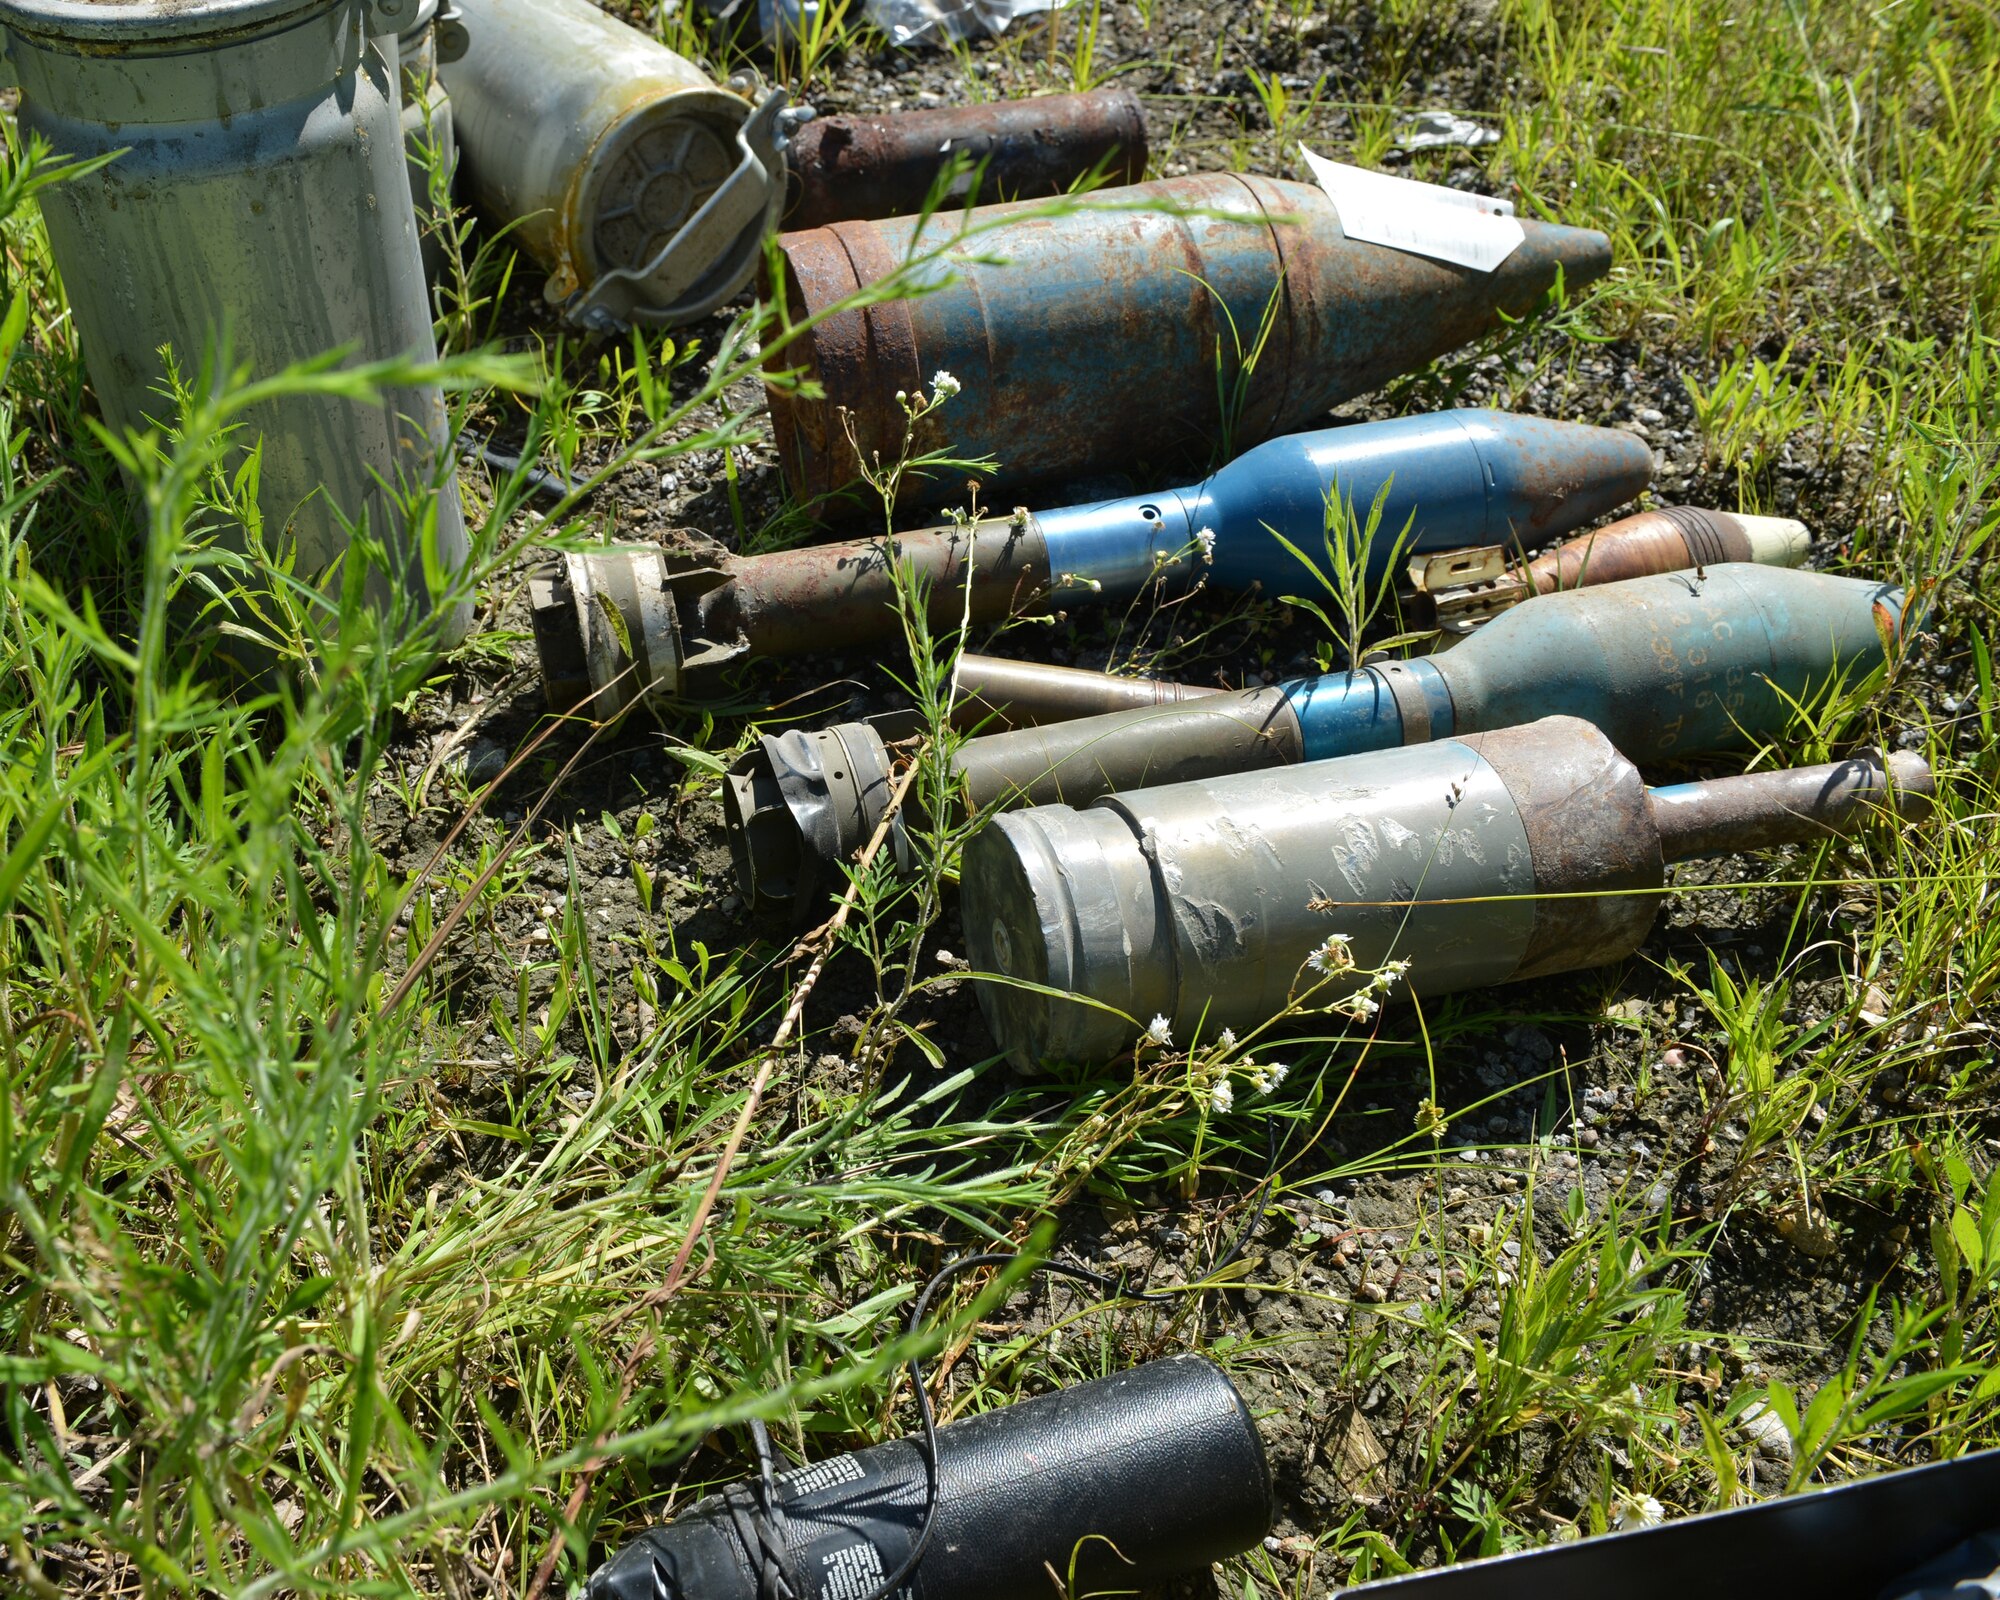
[767,174,1613,507]
[529,531,1053,719]
[782,88,1149,231]
[719,564,1908,920]
[961,716,1933,1067]
[1411,506,1811,632]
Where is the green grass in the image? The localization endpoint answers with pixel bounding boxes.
[3,0,1999,1593]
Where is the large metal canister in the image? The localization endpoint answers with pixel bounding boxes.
[441,0,786,329]
[0,0,469,648]
[767,173,1613,507]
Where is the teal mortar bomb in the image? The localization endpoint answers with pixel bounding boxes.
[723,564,1906,918]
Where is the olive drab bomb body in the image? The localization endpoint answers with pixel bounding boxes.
[782,87,1150,231]
[0,0,471,653]
[724,563,1906,917]
[962,716,1933,1067]
[587,1354,1272,1600]
[528,408,1652,717]
[442,0,789,329]
[768,174,1617,507]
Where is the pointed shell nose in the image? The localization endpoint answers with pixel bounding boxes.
[1457,410,1657,542]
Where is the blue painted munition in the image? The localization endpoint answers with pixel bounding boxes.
[768,171,1617,506]
[722,564,1908,915]
[1034,409,1654,598]
[532,408,1650,718]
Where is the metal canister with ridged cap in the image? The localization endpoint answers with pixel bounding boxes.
[961,716,1933,1067]
[441,0,788,329]
[767,173,1616,507]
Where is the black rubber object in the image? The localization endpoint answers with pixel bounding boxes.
[588,1353,1272,1600]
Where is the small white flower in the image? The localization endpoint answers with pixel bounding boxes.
[1210,1076,1235,1113]
[1610,1494,1664,1532]
[1195,525,1217,562]
[1307,933,1354,975]
[1144,1013,1173,1047]
[1218,1027,1237,1049]
[1343,993,1380,1021]
[930,368,961,399]
[1262,1061,1289,1091]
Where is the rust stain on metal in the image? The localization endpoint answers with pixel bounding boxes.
[1471,716,1661,982]
[782,87,1148,231]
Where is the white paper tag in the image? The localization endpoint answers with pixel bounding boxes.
[1298,145,1526,273]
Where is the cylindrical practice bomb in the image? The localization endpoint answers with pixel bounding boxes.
[961,716,1933,1067]
[528,409,1650,715]
[725,564,1907,917]
[587,1354,1271,1600]
[783,87,1149,231]
[768,174,1614,506]
[442,0,788,329]
[1410,505,1810,633]
[0,0,470,653]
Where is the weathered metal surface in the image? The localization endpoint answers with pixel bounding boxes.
[1433,563,1908,759]
[720,660,1215,917]
[723,722,895,920]
[961,715,1940,1068]
[887,562,1903,820]
[782,87,1149,231]
[1416,506,1813,632]
[1649,748,1933,860]
[441,0,784,327]
[1473,715,1660,981]
[531,525,1055,713]
[1030,410,1655,600]
[962,733,1542,1068]
[0,0,469,655]
[1342,1447,2000,1600]
[767,174,1614,507]
[690,515,1052,665]
[955,687,1306,812]
[528,547,681,718]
